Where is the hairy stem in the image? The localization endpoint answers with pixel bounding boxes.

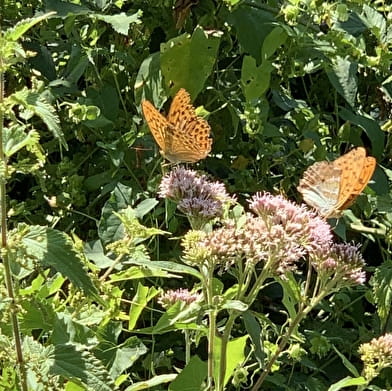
[0,59,28,390]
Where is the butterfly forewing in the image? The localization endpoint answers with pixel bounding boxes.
[141,100,168,152]
[298,147,376,218]
[338,155,376,210]
[142,88,212,163]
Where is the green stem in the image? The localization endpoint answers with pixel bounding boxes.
[205,266,217,390]
[217,311,238,391]
[250,289,329,391]
[0,63,28,390]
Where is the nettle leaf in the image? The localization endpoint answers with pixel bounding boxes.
[22,226,100,303]
[3,125,41,160]
[4,12,55,41]
[9,89,65,148]
[360,5,386,43]
[160,26,221,98]
[370,260,392,328]
[98,183,134,244]
[94,11,142,36]
[327,56,358,107]
[50,343,116,390]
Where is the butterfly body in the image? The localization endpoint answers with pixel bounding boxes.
[142,88,212,164]
[298,147,376,218]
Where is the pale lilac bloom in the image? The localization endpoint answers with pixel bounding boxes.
[159,167,234,222]
[312,243,366,285]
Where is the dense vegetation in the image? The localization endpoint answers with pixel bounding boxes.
[0,0,391,390]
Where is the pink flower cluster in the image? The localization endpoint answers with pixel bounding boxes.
[158,288,201,308]
[159,167,234,221]
[312,243,366,285]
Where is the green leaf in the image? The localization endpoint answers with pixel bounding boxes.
[135,198,159,219]
[5,12,55,41]
[261,26,288,60]
[360,5,386,43]
[243,311,265,364]
[22,226,100,303]
[9,89,65,149]
[327,56,357,107]
[50,343,115,390]
[123,260,202,280]
[161,27,221,98]
[338,108,385,157]
[134,52,165,106]
[45,0,91,17]
[370,261,392,329]
[327,376,367,391]
[332,346,360,377]
[94,322,147,379]
[128,283,160,331]
[94,11,142,36]
[228,4,275,63]
[214,335,248,387]
[124,374,177,391]
[98,183,134,245]
[169,356,207,391]
[241,56,273,101]
[3,125,41,159]
[277,273,301,321]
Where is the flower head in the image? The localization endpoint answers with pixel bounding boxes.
[159,167,234,227]
[158,288,201,308]
[249,192,333,256]
[359,333,392,381]
[311,242,366,286]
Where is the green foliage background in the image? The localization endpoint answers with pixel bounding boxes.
[1,0,392,390]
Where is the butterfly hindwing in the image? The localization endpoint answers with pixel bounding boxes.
[298,147,376,218]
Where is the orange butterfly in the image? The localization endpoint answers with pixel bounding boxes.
[297,147,376,218]
[141,88,212,164]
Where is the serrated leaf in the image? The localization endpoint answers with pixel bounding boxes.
[9,89,65,148]
[98,183,134,244]
[51,343,116,391]
[5,12,55,41]
[327,56,357,107]
[94,11,142,36]
[22,226,100,303]
[3,125,41,159]
[371,261,392,328]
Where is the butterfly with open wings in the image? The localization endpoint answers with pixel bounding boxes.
[141,88,212,164]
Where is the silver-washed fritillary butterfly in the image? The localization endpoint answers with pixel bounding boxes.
[297,147,376,218]
[141,88,212,164]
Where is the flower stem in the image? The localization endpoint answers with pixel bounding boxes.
[250,289,328,391]
[0,59,28,391]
